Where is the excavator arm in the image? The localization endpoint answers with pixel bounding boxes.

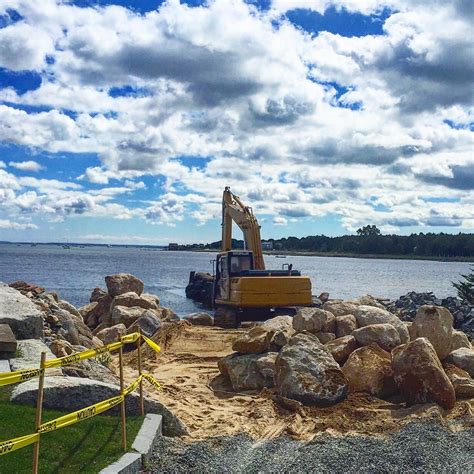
[221,187,265,270]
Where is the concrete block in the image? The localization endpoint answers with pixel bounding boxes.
[132,414,163,463]
[0,359,11,373]
[99,452,142,474]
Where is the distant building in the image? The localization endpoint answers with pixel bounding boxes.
[262,241,273,251]
[168,243,179,250]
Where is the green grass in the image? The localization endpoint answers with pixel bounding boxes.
[0,387,143,473]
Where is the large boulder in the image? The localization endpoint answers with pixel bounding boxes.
[96,323,127,345]
[0,284,43,339]
[127,311,162,337]
[10,339,62,376]
[56,300,81,318]
[183,312,214,326]
[274,332,348,406]
[354,305,409,344]
[450,330,471,351]
[10,376,186,437]
[322,301,359,317]
[111,292,159,312]
[411,305,453,360]
[342,344,396,398]
[111,305,147,327]
[391,338,455,409]
[352,323,401,352]
[218,352,277,391]
[293,308,335,334]
[105,273,144,297]
[445,347,474,377]
[335,314,357,338]
[232,325,272,354]
[350,295,385,309]
[325,335,357,365]
[443,364,474,399]
[53,309,98,349]
[82,294,113,328]
[262,316,295,349]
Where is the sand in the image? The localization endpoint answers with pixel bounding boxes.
[119,322,474,441]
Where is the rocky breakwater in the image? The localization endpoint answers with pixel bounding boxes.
[383,291,474,338]
[3,275,187,436]
[217,296,474,409]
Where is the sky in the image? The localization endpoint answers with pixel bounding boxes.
[0,0,473,245]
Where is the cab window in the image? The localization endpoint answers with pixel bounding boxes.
[230,255,252,274]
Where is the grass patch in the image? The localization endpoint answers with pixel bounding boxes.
[0,387,143,473]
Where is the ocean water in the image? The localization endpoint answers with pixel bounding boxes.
[0,244,471,315]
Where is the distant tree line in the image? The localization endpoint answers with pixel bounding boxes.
[200,228,474,258]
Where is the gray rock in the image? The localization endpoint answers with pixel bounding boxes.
[275,332,348,406]
[96,324,127,345]
[322,301,359,317]
[293,308,336,334]
[0,284,43,339]
[105,273,144,297]
[57,300,81,318]
[10,339,62,376]
[218,352,277,391]
[445,347,474,377]
[111,292,159,312]
[352,323,401,352]
[127,311,162,337]
[183,312,214,326]
[11,376,187,437]
[112,305,147,327]
[354,305,409,344]
[335,314,357,338]
[263,316,295,349]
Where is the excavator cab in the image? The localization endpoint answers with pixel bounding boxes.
[215,251,253,301]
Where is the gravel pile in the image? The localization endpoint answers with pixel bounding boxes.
[148,422,473,473]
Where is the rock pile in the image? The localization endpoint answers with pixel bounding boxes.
[218,297,474,407]
[79,273,178,340]
[383,291,473,337]
[185,272,214,307]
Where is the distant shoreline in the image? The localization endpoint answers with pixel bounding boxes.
[1,241,472,263]
[188,248,474,263]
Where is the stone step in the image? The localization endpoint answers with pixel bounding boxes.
[0,324,18,353]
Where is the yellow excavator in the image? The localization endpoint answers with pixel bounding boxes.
[212,187,312,327]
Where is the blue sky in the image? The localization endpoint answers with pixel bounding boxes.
[0,0,472,244]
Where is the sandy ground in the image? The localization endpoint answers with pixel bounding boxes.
[120,323,474,441]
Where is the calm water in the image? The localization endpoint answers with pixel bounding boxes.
[0,244,470,315]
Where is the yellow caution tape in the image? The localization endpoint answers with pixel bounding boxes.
[121,332,140,344]
[142,335,161,354]
[0,433,39,456]
[44,333,140,369]
[142,373,161,390]
[0,368,44,387]
[123,374,143,396]
[39,394,124,433]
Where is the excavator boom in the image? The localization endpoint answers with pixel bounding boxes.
[221,187,265,270]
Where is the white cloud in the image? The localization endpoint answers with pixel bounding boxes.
[0,219,38,230]
[9,161,44,172]
[0,0,471,235]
